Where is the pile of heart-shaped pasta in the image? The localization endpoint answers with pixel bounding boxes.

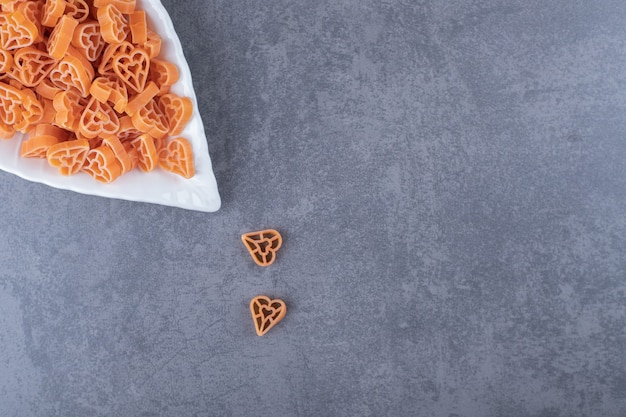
[0,0,195,183]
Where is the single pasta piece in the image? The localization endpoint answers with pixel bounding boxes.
[2,10,39,50]
[64,0,89,23]
[102,135,133,173]
[9,47,57,87]
[250,296,287,336]
[97,3,129,44]
[16,1,44,43]
[158,93,193,136]
[128,10,146,45]
[48,55,93,97]
[78,95,120,139]
[93,0,136,14]
[241,229,283,267]
[42,0,67,28]
[71,21,106,62]
[82,145,123,183]
[129,133,157,172]
[47,15,79,60]
[149,59,179,95]
[46,138,90,175]
[158,137,195,179]
[98,41,132,75]
[112,46,149,93]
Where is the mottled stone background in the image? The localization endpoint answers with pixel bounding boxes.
[1,1,626,416]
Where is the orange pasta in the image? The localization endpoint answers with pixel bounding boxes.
[250,296,287,336]
[158,93,192,136]
[241,230,283,267]
[97,3,128,44]
[82,144,122,183]
[129,133,156,172]
[10,47,57,87]
[158,137,195,179]
[124,80,157,116]
[0,0,198,183]
[2,10,38,50]
[71,20,106,62]
[128,10,145,45]
[78,95,119,138]
[42,0,66,28]
[47,15,78,60]
[20,123,68,158]
[46,138,89,175]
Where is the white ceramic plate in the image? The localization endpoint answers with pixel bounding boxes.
[0,0,221,212]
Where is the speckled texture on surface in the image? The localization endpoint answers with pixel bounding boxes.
[1,1,626,416]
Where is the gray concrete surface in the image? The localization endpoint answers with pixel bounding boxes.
[1,1,626,416]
